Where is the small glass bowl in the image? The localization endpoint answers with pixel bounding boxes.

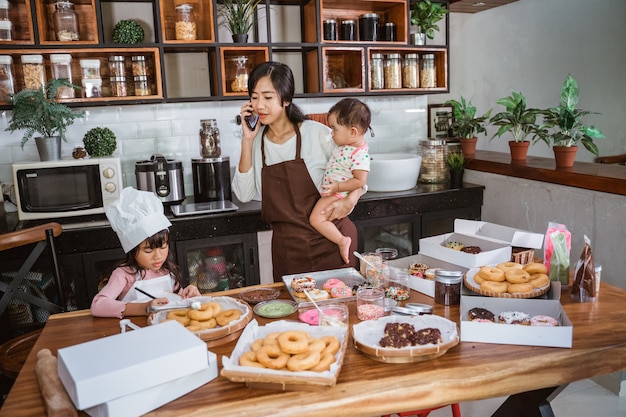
[253,299,297,319]
[239,287,280,304]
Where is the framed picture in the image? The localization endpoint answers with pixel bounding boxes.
[428,104,454,138]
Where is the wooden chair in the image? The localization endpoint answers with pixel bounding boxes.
[382,403,462,417]
[307,113,329,127]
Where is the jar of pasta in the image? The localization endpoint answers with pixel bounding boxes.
[370,53,384,90]
[402,53,418,88]
[384,53,401,89]
[109,76,127,97]
[420,54,436,88]
[133,75,149,96]
[21,54,46,90]
[131,55,147,76]
[175,4,196,40]
[108,55,125,77]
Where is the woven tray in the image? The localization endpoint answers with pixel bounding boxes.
[464,267,550,299]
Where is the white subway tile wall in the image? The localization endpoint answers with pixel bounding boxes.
[0,95,428,197]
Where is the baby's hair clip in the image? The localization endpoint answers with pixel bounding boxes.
[369,126,375,137]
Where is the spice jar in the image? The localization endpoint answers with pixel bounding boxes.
[133,75,149,96]
[382,22,396,41]
[402,53,419,88]
[323,19,337,41]
[108,55,125,77]
[50,54,74,98]
[419,139,449,183]
[229,56,249,93]
[109,76,127,97]
[384,53,401,89]
[0,19,10,41]
[434,270,462,306]
[199,119,222,158]
[21,54,46,90]
[131,55,147,76]
[53,1,80,41]
[340,20,355,41]
[0,55,14,102]
[359,13,379,41]
[420,53,436,88]
[175,4,196,40]
[370,53,384,90]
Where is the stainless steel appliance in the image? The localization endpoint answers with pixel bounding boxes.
[135,154,185,204]
[191,157,231,203]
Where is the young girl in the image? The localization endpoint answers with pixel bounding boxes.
[90,187,200,318]
[309,98,371,264]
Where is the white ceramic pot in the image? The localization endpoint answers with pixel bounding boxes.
[367,153,422,192]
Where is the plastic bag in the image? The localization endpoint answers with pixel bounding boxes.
[543,222,571,285]
[571,235,596,302]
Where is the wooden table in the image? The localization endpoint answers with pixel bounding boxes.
[2,282,626,417]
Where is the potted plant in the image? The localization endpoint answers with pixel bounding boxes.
[218,0,263,43]
[444,97,492,156]
[446,151,467,188]
[6,79,84,161]
[83,127,117,157]
[535,74,605,168]
[410,0,449,45]
[489,90,543,161]
[112,19,145,44]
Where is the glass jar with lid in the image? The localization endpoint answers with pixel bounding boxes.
[0,55,14,102]
[418,139,449,183]
[384,53,401,89]
[131,55,147,76]
[323,19,337,41]
[370,53,384,90]
[0,19,11,41]
[358,13,379,41]
[402,53,419,88]
[175,4,196,40]
[133,75,149,96]
[420,53,436,88]
[108,55,125,77]
[50,54,74,98]
[53,1,80,41]
[21,54,46,90]
[229,56,249,93]
[110,76,127,97]
[199,119,222,158]
[340,20,355,41]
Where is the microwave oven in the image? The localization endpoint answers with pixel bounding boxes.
[12,157,123,220]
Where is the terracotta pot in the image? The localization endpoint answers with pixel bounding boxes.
[460,137,477,157]
[553,145,578,169]
[508,141,530,161]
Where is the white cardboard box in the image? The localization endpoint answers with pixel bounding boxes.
[58,320,210,410]
[460,291,572,348]
[84,351,218,417]
[388,254,468,297]
[419,219,544,269]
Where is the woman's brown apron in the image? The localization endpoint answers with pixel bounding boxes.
[261,124,358,281]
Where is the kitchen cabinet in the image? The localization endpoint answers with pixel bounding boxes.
[0,0,449,107]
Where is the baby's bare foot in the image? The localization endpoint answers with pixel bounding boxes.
[339,236,352,264]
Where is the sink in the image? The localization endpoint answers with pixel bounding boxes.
[367,153,422,192]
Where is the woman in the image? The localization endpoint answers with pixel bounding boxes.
[232,62,362,281]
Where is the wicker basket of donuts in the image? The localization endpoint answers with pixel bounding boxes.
[352,315,459,363]
[149,296,252,344]
[221,319,349,390]
[463,261,551,298]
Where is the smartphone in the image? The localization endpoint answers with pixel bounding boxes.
[245,112,259,130]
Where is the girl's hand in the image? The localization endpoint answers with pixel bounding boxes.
[320,181,338,197]
[180,285,201,298]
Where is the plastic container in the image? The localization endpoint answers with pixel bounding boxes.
[384,53,401,89]
[420,54,436,88]
[0,55,14,102]
[318,303,349,327]
[21,54,46,90]
[384,268,410,301]
[133,75,149,96]
[0,19,11,41]
[81,78,102,98]
[80,59,101,79]
[323,19,337,41]
[53,1,80,41]
[418,139,449,183]
[357,287,385,320]
[358,251,383,278]
[0,0,8,21]
[340,20,355,41]
[109,76,127,97]
[108,55,125,77]
[402,53,419,88]
[434,270,463,306]
[175,4,196,40]
[229,56,249,93]
[370,53,384,90]
[131,55,147,76]
[50,54,74,98]
[359,13,379,41]
[375,247,398,260]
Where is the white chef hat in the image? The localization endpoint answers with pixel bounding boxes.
[106,187,172,253]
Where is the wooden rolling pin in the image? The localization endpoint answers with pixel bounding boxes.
[35,349,78,417]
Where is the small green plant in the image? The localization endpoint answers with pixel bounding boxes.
[112,19,145,44]
[6,79,84,149]
[445,97,492,139]
[410,0,449,39]
[446,151,467,171]
[535,74,605,156]
[489,91,543,143]
[83,127,117,157]
[219,0,263,35]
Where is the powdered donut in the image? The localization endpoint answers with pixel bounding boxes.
[498,311,530,325]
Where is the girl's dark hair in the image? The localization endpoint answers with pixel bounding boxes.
[97,229,184,292]
[248,61,307,124]
[328,98,372,134]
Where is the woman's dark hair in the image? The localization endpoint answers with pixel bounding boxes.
[97,229,184,292]
[248,61,307,124]
[328,98,372,134]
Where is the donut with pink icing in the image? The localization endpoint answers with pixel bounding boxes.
[530,315,559,327]
[322,278,346,293]
[330,286,352,298]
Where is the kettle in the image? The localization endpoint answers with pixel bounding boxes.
[135,154,185,204]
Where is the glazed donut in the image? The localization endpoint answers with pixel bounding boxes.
[319,335,341,355]
[530,315,559,327]
[480,280,508,293]
[504,268,530,284]
[473,274,485,285]
[256,344,290,370]
[186,318,217,332]
[507,282,534,294]
[330,286,353,298]
[216,309,242,326]
[187,302,216,321]
[322,278,346,293]
[263,332,281,345]
[307,338,326,353]
[251,338,265,352]
[496,261,523,273]
[205,302,223,315]
[278,331,310,354]
[286,350,321,372]
[523,262,548,275]
[478,267,505,282]
[239,351,265,368]
[309,352,336,372]
[291,276,316,293]
[165,310,191,326]
[529,273,550,288]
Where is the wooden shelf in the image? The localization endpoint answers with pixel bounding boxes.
[322,47,365,93]
[160,0,214,43]
[35,0,99,45]
[2,0,34,44]
[219,47,268,96]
